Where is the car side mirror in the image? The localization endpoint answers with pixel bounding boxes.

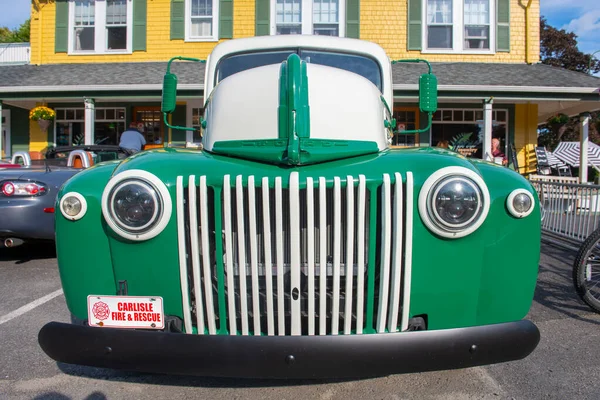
[419,73,438,113]
[161,73,178,114]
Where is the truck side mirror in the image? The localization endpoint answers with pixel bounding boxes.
[161,73,178,114]
[419,73,438,113]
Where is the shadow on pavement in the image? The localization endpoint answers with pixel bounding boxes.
[0,241,56,264]
[33,392,107,400]
[531,242,600,325]
[56,362,368,388]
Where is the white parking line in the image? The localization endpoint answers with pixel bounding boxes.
[0,289,64,326]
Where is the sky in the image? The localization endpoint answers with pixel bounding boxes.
[0,0,599,56]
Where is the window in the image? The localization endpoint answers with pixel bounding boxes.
[271,0,345,36]
[430,108,508,158]
[55,107,125,146]
[424,0,494,52]
[216,49,382,90]
[69,0,133,54]
[186,0,219,41]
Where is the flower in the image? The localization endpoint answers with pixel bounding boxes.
[29,106,56,121]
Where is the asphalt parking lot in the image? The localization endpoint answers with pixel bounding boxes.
[0,242,599,400]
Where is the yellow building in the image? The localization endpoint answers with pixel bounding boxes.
[0,0,598,174]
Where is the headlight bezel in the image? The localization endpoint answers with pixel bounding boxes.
[418,166,491,239]
[60,192,88,221]
[506,188,535,218]
[101,170,172,241]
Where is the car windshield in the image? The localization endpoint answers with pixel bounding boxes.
[216,49,382,91]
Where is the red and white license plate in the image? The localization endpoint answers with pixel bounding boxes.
[87,295,164,329]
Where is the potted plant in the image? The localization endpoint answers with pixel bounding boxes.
[29,106,56,132]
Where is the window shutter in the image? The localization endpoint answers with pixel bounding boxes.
[345,0,359,38]
[255,0,270,36]
[496,0,510,52]
[407,0,422,50]
[55,0,68,53]
[133,0,147,51]
[171,0,185,40]
[220,0,233,38]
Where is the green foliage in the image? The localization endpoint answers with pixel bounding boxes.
[540,17,600,74]
[0,19,30,43]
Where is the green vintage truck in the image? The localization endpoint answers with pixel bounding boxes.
[39,35,541,379]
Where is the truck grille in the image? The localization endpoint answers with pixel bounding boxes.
[175,172,414,336]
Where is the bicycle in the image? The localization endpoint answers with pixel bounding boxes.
[573,227,600,313]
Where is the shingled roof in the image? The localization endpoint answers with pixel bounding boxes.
[0,61,598,94]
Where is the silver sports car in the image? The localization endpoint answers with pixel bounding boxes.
[0,145,132,247]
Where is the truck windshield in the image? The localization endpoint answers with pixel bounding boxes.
[216,49,382,91]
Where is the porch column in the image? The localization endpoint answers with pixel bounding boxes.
[84,98,95,145]
[0,100,3,159]
[580,112,591,183]
[482,98,493,161]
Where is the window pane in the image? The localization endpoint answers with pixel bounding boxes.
[96,109,105,120]
[66,109,75,120]
[464,26,489,49]
[464,0,489,25]
[313,0,338,23]
[107,26,127,49]
[106,0,127,25]
[464,110,474,121]
[313,24,339,36]
[74,27,95,50]
[74,0,95,26]
[105,109,115,120]
[428,26,452,48]
[192,0,213,17]
[453,110,463,121]
[427,0,452,24]
[276,0,301,34]
[191,18,213,36]
[75,109,84,120]
[496,110,507,122]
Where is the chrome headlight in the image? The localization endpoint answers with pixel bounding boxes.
[419,166,490,238]
[506,189,535,218]
[60,192,88,221]
[102,170,172,241]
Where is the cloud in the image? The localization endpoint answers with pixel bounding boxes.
[560,10,600,54]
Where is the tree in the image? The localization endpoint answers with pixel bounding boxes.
[538,17,600,150]
[540,17,600,75]
[0,19,30,43]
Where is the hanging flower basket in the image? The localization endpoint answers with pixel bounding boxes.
[37,119,51,132]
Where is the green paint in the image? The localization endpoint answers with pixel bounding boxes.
[364,182,378,333]
[213,187,229,334]
[278,53,310,165]
[56,146,540,334]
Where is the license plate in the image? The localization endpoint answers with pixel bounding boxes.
[87,295,164,329]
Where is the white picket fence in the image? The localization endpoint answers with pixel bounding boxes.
[0,43,30,65]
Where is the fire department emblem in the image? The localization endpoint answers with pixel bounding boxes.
[91,301,110,320]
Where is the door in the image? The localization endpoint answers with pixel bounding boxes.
[133,107,164,145]
[1,110,10,159]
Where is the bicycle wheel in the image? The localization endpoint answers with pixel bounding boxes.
[573,228,600,313]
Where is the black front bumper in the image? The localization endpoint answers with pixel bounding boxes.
[38,320,540,379]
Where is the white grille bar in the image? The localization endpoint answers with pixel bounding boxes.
[306,177,316,336]
[344,176,355,335]
[387,173,404,332]
[223,175,237,334]
[377,174,392,333]
[290,172,301,336]
[318,177,327,336]
[176,176,193,334]
[199,176,217,334]
[188,176,206,335]
[248,176,261,335]
[262,177,275,336]
[275,177,285,336]
[356,175,366,334]
[401,172,414,331]
[235,175,249,335]
[331,177,342,335]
